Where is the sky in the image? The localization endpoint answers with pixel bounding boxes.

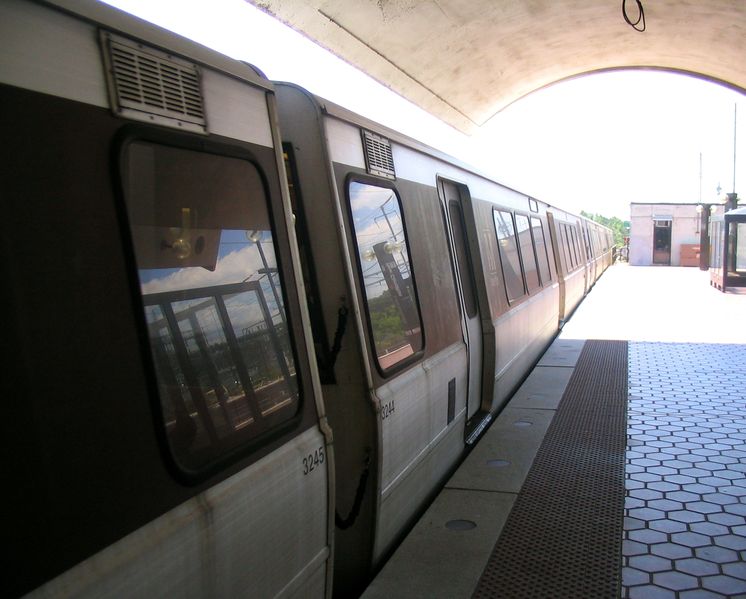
[100,0,744,220]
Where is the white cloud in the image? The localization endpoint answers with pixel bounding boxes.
[141,244,266,294]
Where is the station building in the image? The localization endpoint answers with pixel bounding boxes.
[629,202,724,267]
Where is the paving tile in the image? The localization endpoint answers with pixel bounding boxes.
[713,534,746,551]
[701,575,746,595]
[689,521,729,536]
[648,519,688,534]
[622,566,650,586]
[679,589,727,599]
[653,570,699,591]
[628,528,667,544]
[650,542,693,560]
[674,558,720,577]
[628,555,673,573]
[624,539,649,556]
[669,510,706,524]
[628,584,676,599]
[695,545,739,564]
[722,561,746,579]
[670,532,712,548]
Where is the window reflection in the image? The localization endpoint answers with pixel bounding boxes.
[515,214,540,292]
[348,181,423,371]
[531,217,551,284]
[123,141,298,473]
[737,223,746,272]
[493,210,525,303]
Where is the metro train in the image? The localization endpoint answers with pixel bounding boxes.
[1,1,613,598]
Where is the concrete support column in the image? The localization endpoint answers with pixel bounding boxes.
[698,204,710,270]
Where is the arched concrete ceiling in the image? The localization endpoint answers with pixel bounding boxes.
[246,0,746,133]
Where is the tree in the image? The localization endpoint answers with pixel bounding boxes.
[580,210,627,247]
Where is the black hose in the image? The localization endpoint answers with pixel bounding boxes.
[335,451,371,530]
[622,0,646,32]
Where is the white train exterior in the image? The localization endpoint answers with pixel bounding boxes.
[1,1,613,597]
[275,85,612,595]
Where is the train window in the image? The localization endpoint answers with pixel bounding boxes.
[583,226,592,259]
[493,209,526,303]
[570,226,580,265]
[531,217,552,284]
[122,140,299,475]
[560,224,574,270]
[347,180,423,372]
[515,214,540,292]
[585,228,596,258]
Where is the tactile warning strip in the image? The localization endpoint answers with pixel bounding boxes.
[473,340,628,598]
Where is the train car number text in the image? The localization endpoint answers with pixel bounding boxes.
[381,400,396,420]
[303,446,325,475]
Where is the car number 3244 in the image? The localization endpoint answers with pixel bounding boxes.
[302,446,325,475]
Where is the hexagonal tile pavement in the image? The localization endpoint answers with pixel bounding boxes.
[622,343,746,599]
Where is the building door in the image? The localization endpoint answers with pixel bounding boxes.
[653,219,672,265]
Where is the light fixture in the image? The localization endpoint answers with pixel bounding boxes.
[247,230,262,243]
[384,240,403,254]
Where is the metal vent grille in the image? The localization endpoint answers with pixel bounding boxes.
[362,130,395,179]
[101,32,207,133]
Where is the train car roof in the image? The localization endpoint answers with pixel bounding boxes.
[37,0,273,91]
[276,82,612,233]
[275,81,548,204]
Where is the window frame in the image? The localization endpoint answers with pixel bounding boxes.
[115,126,305,484]
[514,212,541,293]
[531,216,552,285]
[560,223,574,271]
[344,174,425,377]
[493,208,527,304]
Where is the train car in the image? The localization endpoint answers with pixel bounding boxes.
[546,210,613,323]
[274,83,599,595]
[2,1,332,597]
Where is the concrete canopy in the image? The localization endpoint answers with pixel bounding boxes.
[246,0,746,133]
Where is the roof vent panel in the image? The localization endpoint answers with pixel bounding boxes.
[101,32,207,134]
[362,130,395,179]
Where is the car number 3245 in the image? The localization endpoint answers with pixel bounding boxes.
[303,446,325,475]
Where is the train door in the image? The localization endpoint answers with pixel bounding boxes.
[577,222,590,293]
[438,179,483,429]
[546,211,567,323]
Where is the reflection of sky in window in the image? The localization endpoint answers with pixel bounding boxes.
[494,211,514,244]
[139,229,275,292]
[350,183,410,298]
[139,229,283,335]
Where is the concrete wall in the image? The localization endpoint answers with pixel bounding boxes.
[629,203,701,266]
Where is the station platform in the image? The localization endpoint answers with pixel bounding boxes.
[362,265,746,599]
